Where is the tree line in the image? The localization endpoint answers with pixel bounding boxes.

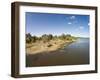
[26,33,76,43]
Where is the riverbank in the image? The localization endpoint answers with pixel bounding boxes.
[26,39,77,55]
[26,38,89,67]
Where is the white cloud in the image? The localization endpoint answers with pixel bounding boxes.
[79,26,84,29]
[68,22,72,24]
[70,16,76,19]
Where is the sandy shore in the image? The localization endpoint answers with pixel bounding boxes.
[26,39,75,55]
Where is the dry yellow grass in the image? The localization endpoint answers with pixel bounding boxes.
[26,39,73,55]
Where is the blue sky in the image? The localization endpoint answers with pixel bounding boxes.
[26,12,90,37]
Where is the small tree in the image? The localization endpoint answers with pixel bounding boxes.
[41,34,53,43]
[54,35,58,39]
[41,34,48,43]
[26,33,32,43]
[32,36,38,42]
[66,34,72,40]
[60,33,66,40]
[48,34,53,40]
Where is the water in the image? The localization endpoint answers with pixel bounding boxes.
[26,38,89,67]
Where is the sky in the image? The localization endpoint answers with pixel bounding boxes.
[26,12,90,37]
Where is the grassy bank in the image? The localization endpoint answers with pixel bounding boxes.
[26,38,77,55]
[26,33,78,54]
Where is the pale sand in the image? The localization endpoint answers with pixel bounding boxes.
[26,39,74,55]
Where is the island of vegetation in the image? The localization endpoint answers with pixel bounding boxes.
[26,33,78,54]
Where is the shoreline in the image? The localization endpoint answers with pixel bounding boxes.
[26,39,77,55]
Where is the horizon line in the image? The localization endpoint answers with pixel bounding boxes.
[26,33,89,38]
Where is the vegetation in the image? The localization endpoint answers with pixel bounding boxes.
[26,33,78,54]
[26,33,77,43]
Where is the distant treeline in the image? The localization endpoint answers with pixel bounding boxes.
[26,33,77,43]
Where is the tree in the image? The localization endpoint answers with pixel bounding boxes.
[32,36,38,42]
[66,34,71,37]
[54,35,57,39]
[26,33,32,43]
[48,34,53,40]
[60,33,66,40]
[41,34,48,43]
[41,34,53,43]
[66,34,72,40]
[26,33,31,38]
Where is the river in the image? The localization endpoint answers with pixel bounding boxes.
[26,38,89,67]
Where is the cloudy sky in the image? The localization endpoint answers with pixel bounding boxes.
[26,12,90,37]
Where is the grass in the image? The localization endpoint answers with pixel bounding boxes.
[26,38,77,55]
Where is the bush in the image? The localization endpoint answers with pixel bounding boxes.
[47,44,53,47]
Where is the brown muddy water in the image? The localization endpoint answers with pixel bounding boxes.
[26,38,89,67]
